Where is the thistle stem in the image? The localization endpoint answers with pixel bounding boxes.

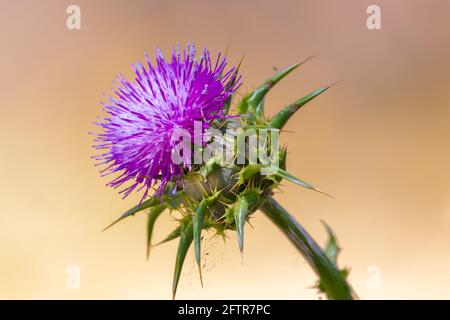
[260,196,355,300]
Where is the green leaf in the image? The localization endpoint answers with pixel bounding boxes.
[322,221,339,264]
[199,157,221,179]
[260,197,355,300]
[102,197,161,231]
[234,195,250,253]
[249,58,313,116]
[237,97,249,114]
[316,222,353,297]
[234,189,261,252]
[274,168,333,198]
[238,163,263,182]
[193,195,219,283]
[172,220,194,299]
[254,98,265,118]
[279,148,287,171]
[146,203,167,260]
[193,199,209,286]
[247,85,269,116]
[237,57,313,116]
[238,57,312,116]
[269,85,331,129]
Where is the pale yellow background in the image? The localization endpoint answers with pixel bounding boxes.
[1,0,450,299]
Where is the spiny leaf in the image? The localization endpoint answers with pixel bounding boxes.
[103,197,161,231]
[235,195,250,253]
[322,221,340,264]
[237,57,314,117]
[193,199,209,286]
[254,98,265,118]
[269,85,331,129]
[237,97,249,114]
[193,195,218,284]
[316,222,353,297]
[199,157,221,179]
[146,203,167,260]
[274,168,333,198]
[224,205,236,226]
[270,56,314,84]
[248,57,314,116]
[172,220,194,299]
[234,189,261,252]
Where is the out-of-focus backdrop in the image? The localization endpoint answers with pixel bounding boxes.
[1,0,449,299]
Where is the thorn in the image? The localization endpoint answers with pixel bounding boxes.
[278,129,296,134]
[198,264,204,288]
[152,240,164,247]
[102,216,126,232]
[146,245,151,261]
[297,54,316,66]
[314,188,335,199]
[236,54,245,71]
[238,237,244,254]
[328,80,340,88]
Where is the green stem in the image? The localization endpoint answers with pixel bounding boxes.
[260,196,355,300]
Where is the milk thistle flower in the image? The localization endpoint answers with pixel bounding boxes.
[94,44,356,300]
[94,44,239,200]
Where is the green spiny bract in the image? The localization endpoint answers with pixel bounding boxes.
[104,58,349,299]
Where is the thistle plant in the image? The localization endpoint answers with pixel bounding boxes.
[93,44,356,300]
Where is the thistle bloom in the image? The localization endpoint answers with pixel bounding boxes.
[94,44,240,200]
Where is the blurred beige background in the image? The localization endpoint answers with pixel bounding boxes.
[1,0,450,299]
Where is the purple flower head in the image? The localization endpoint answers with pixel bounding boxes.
[93,44,240,200]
